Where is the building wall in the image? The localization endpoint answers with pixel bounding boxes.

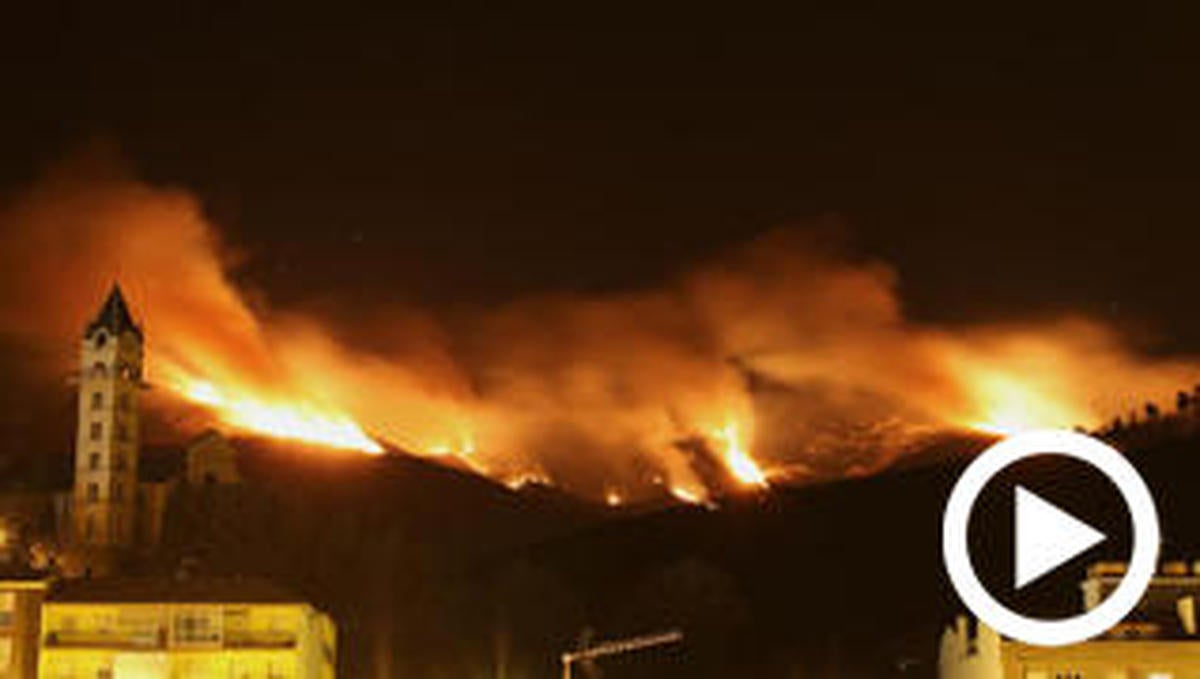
[72,328,141,549]
[0,581,47,679]
[1000,639,1200,679]
[135,482,174,548]
[940,616,1004,679]
[939,618,1200,679]
[38,601,335,678]
[185,432,241,486]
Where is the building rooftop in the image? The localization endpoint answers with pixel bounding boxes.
[0,564,49,585]
[49,575,309,605]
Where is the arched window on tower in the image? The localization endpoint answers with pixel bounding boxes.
[95,332,107,349]
[90,392,103,410]
[91,362,107,378]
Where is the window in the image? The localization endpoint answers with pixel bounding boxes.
[116,423,128,442]
[113,482,123,502]
[0,592,14,630]
[89,422,103,441]
[84,517,94,540]
[87,483,99,503]
[117,392,130,412]
[92,361,107,377]
[89,453,100,470]
[95,332,107,348]
[91,392,103,410]
[174,610,220,644]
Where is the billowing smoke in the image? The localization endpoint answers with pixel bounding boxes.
[1,148,1196,500]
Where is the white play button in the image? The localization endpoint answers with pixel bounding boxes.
[943,430,1160,646]
[1014,485,1106,589]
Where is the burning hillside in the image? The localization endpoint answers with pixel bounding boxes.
[0,148,1197,502]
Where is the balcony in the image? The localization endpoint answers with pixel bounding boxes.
[45,629,166,649]
[223,630,298,649]
[44,629,296,650]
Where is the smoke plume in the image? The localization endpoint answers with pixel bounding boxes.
[0,148,1195,500]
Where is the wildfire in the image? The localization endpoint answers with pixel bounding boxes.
[173,378,384,454]
[505,471,552,491]
[947,350,1091,436]
[669,485,706,504]
[711,419,768,487]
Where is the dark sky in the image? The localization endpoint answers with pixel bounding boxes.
[3,5,1200,346]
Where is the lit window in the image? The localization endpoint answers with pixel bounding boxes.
[0,592,14,629]
[89,422,103,441]
[174,611,220,644]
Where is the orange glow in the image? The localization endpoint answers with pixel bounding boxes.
[171,376,384,454]
[7,157,1200,503]
[711,418,768,487]
[605,489,624,507]
[424,428,477,457]
[962,370,1083,436]
[940,337,1097,436]
[669,485,705,504]
[505,471,552,490]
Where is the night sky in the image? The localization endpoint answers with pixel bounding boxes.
[3,5,1200,345]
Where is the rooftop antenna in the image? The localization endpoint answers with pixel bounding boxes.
[560,629,683,679]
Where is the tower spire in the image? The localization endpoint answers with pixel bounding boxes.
[85,283,142,341]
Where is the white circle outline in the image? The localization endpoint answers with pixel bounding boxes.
[942,429,1160,646]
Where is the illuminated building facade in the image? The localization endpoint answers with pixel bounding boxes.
[0,574,48,679]
[37,576,336,679]
[941,561,1200,679]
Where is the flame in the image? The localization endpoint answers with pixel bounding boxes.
[604,488,624,507]
[505,471,552,490]
[941,334,1098,436]
[424,428,477,457]
[669,485,705,504]
[712,419,768,487]
[171,376,384,454]
[963,372,1083,436]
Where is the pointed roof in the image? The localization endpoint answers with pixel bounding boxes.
[85,284,143,341]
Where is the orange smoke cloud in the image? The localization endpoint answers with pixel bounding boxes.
[0,147,1196,501]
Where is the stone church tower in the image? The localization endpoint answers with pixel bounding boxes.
[72,285,142,548]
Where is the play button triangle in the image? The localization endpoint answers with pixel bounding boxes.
[1014,485,1106,590]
